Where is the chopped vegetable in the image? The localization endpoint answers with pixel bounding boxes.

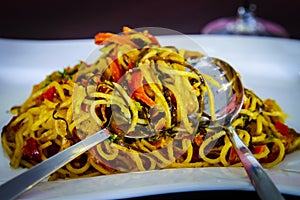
[275,121,289,136]
[252,144,267,154]
[107,58,124,82]
[41,86,57,101]
[128,70,156,107]
[22,138,42,162]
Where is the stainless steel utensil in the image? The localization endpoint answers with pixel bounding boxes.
[190,56,285,200]
[0,58,202,199]
[0,128,111,200]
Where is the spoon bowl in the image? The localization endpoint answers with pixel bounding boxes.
[190,56,285,200]
[189,56,244,126]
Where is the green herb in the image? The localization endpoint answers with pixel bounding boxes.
[267,135,274,140]
[109,134,118,142]
[241,114,249,121]
[135,101,143,111]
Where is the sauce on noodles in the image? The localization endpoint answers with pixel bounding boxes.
[1,27,300,181]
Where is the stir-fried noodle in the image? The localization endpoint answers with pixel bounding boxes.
[2,27,300,181]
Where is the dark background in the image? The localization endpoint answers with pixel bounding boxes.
[1,0,299,40]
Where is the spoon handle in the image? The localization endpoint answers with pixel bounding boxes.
[227,126,285,200]
[0,129,110,200]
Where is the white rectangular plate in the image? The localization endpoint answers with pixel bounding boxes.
[0,35,300,199]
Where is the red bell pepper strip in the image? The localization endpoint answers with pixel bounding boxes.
[41,86,57,101]
[193,135,203,146]
[128,70,155,107]
[108,58,124,82]
[94,32,138,47]
[252,145,267,154]
[275,121,289,136]
[22,138,42,162]
[228,147,238,163]
[94,32,116,45]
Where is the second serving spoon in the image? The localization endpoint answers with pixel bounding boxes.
[190,56,285,200]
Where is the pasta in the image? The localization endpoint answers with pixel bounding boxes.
[1,27,300,181]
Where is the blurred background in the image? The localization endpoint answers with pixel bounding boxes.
[1,0,299,40]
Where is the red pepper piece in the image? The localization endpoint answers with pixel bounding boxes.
[22,138,42,162]
[109,58,124,82]
[41,86,57,101]
[228,147,238,163]
[251,145,267,154]
[94,32,116,45]
[275,121,289,136]
[128,70,155,107]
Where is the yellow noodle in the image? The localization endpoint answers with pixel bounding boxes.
[1,29,299,182]
[249,96,257,112]
[256,114,264,134]
[1,134,13,157]
[112,82,139,132]
[220,136,232,166]
[66,161,91,174]
[254,146,270,159]
[232,117,244,128]
[237,129,250,146]
[136,140,151,153]
[39,141,53,160]
[182,139,193,163]
[96,141,119,161]
[201,73,221,88]
[262,138,285,168]
[199,130,226,164]
[252,133,267,143]
[10,130,24,168]
[88,156,112,175]
[140,139,157,151]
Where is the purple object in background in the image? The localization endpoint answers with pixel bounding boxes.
[202,3,289,38]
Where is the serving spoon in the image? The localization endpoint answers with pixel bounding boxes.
[190,56,285,200]
[0,62,202,200]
